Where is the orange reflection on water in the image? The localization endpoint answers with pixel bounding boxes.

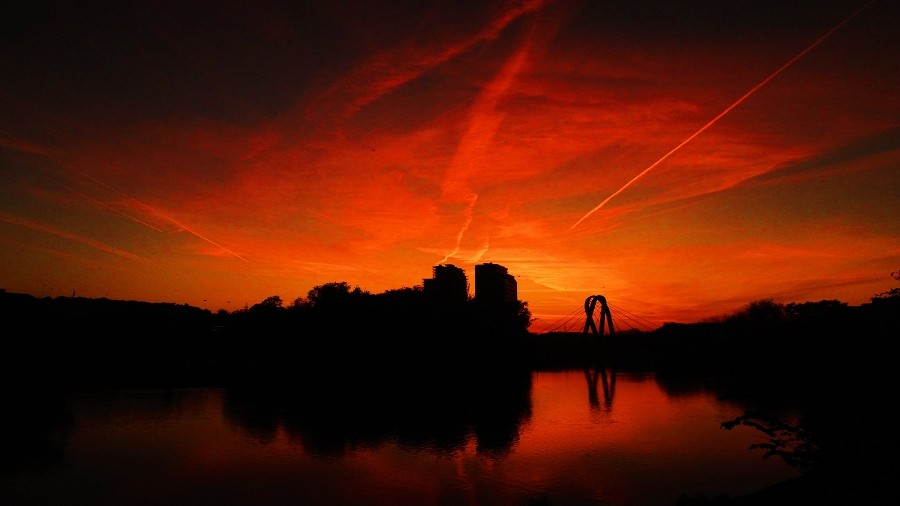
[522,370,742,454]
[22,371,797,506]
[509,370,779,504]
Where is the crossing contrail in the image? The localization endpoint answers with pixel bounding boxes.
[46,154,250,261]
[569,0,877,231]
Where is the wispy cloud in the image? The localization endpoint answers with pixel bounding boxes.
[0,211,145,262]
[569,0,879,230]
[313,0,556,120]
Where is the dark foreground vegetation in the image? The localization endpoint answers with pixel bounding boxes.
[662,294,898,506]
[2,277,898,505]
[529,289,899,503]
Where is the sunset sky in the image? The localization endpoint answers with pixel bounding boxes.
[2,0,898,332]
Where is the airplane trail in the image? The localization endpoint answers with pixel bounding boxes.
[439,194,478,264]
[569,0,877,231]
[90,198,165,232]
[0,211,145,261]
[96,181,250,262]
[48,155,250,262]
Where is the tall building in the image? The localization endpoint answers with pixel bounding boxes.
[423,264,469,304]
[474,262,517,306]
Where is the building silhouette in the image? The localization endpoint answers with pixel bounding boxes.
[474,262,517,306]
[423,264,469,305]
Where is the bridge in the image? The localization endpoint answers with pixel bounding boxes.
[539,295,660,334]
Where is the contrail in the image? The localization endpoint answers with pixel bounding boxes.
[90,198,165,232]
[439,194,478,264]
[569,0,877,231]
[0,211,145,261]
[47,155,250,261]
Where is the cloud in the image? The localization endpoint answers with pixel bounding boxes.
[0,211,145,262]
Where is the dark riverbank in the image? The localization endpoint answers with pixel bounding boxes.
[3,289,898,504]
[2,289,897,404]
[527,299,899,506]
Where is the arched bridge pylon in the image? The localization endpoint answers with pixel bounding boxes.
[582,294,615,337]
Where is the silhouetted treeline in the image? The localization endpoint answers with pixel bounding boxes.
[0,283,533,389]
[653,297,898,391]
[534,295,898,383]
[658,294,900,506]
[3,283,899,504]
[2,280,897,394]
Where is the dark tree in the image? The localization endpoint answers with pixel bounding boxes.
[306,281,368,308]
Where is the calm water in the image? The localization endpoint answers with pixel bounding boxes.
[0,369,798,506]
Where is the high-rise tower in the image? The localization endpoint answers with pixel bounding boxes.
[474,262,517,306]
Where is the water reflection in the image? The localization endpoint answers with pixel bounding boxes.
[583,363,616,412]
[222,363,533,458]
[0,388,71,474]
[0,370,801,506]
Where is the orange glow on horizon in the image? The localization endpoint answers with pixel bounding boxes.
[1,0,898,329]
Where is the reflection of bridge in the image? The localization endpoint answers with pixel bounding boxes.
[584,365,615,411]
[539,294,647,411]
[541,295,660,333]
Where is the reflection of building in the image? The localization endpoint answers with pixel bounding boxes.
[474,262,517,306]
[423,264,469,304]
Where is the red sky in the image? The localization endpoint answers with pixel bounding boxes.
[2,0,898,332]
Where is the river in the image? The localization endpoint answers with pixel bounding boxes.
[0,368,798,505]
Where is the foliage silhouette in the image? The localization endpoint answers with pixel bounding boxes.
[702,272,900,505]
[721,411,819,472]
[2,272,899,504]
